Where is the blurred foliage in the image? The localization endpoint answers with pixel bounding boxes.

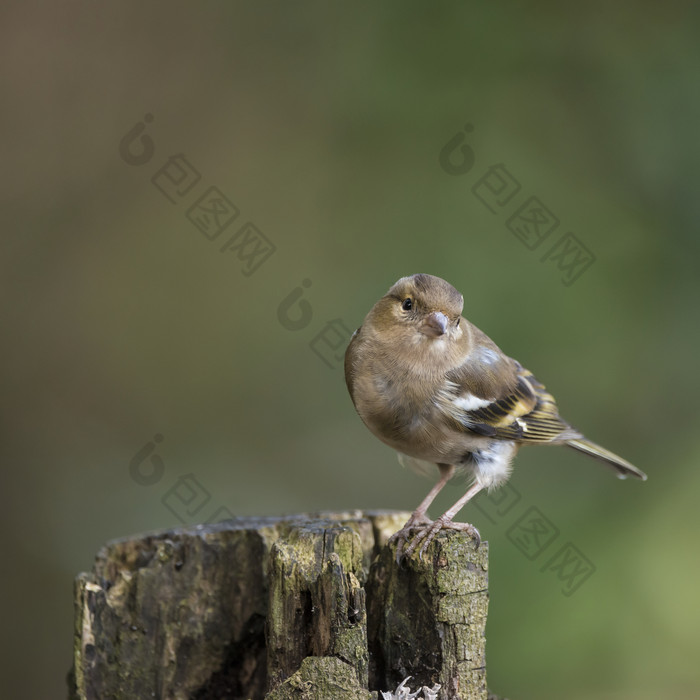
[1,2,699,699]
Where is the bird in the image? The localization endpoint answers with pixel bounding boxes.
[344,273,647,560]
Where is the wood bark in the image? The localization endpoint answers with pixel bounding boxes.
[68,511,489,700]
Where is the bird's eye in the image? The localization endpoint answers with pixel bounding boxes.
[401,298,413,311]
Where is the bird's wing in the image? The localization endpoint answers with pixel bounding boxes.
[443,361,581,443]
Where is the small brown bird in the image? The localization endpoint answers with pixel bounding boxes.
[345,273,646,559]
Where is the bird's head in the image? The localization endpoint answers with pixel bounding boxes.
[366,273,465,348]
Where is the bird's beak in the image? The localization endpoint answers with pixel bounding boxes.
[421,311,449,337]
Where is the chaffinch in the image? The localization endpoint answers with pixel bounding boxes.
[345,273,646,559]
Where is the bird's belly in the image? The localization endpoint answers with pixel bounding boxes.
[357,392,517,487]
[360,400,487,465]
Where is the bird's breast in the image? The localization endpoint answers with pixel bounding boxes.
[352,368,486,464]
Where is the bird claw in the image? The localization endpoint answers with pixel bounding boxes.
[388,514,434,564]
[400,517,481,561]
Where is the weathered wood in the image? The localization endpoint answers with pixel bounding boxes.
[68,511,489,700]
[265,516,372,692]
[367,532,489,699]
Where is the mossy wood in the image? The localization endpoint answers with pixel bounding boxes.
[68,511,489,700]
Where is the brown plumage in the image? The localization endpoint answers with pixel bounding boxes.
[345,273,646,559]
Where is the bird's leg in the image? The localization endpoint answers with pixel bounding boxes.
[389,464,455,562]
[403,481,484,560]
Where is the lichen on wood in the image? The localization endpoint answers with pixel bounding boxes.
[69,511,490,700]
[367,532,489,700]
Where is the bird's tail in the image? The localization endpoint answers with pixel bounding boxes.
[566,438,647,481]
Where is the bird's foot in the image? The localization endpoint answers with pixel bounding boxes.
[388,512,434,563]
[402,516,481,561]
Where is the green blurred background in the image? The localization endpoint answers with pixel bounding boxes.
[2,2,699,698]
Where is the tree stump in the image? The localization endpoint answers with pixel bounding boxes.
[68,511,489,700]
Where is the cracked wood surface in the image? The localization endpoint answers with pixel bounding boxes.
[68,511,489,700]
